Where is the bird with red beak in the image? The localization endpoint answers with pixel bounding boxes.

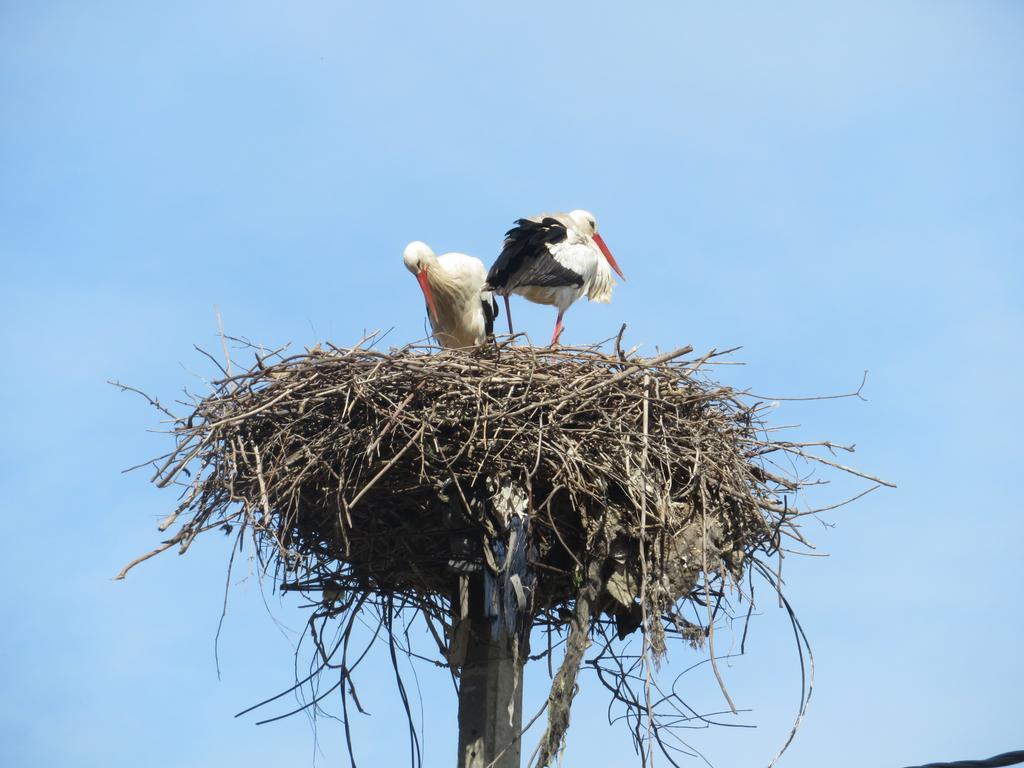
[402,241,498,350]
[484,209,624,346]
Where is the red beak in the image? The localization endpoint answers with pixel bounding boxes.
[416,269,439,323]
[593,233,624,281]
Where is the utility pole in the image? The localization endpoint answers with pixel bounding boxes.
[457,582,524,768]
[454,479,530,768]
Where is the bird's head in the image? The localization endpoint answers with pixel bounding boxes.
[568,209,624,281]
[567,209,598,238]
[402,241,440,322]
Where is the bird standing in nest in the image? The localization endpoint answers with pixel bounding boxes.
[484,209,625,346]
[403,241,498,349]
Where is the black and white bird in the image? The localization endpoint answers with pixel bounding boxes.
[403,241,498,349]
[484,209,624,346]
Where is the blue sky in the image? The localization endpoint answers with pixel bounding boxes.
[1,2,1022,766]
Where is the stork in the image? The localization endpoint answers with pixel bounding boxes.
[484,209,624,346]
[403,241,498,349]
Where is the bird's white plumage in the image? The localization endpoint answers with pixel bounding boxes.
[403,242,493,349]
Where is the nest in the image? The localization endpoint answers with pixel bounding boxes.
[119,333,887,766]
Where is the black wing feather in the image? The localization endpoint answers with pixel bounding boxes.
[482,295,498,339]
[485,217,582,291]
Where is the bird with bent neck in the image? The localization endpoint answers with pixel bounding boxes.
[402,241,497,350]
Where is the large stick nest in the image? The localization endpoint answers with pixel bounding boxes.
[119,333,887,766]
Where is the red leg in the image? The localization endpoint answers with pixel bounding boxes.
[550,310,565,347]
[504,295,514,335]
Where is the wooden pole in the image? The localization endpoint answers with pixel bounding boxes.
[457,586,523,768]
[454,478,530,768]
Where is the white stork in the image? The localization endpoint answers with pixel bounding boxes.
[484,209,624,346]
[402,241,498,349]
